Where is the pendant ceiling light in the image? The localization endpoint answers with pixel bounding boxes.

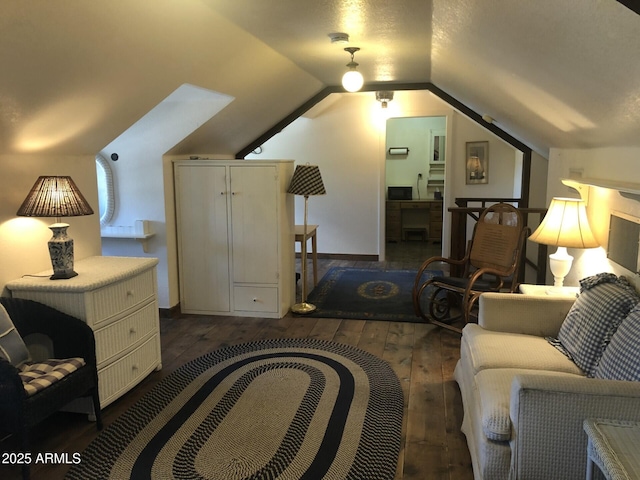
[342,47,364,92]
[376,91,394,108]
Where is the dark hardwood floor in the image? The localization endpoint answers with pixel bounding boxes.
[1,240,474,480]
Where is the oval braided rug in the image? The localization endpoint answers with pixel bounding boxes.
[66,339,403,480]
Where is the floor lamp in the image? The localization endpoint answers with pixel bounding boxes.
[529,197,599,294]
[287,164,326,314]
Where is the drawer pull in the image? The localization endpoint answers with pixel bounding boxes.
[126,290,134,297]
[130,327,137,334]
[253,298,258,302]
[132,364,139,371]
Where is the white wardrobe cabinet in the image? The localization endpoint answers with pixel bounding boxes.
[174,160,295,318]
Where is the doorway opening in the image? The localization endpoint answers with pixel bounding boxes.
[385,116,446,262]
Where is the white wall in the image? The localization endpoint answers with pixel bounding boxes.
[546,146,640,287]
[385,116,446,199]
[93,89,528,310]
[99,85,233,308]
[246,90,522,260]
[0,155,101,294]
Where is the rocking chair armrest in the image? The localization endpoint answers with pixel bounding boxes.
[417,255,467,273]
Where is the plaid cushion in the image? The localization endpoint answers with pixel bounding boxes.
[553,274,640,377]
[595,304,640,381]
[19,358,86,396]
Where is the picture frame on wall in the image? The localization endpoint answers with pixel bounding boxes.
[466,141,489,184]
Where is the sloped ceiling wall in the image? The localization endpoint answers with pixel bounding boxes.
[1,0,639,158]
[0,0,322,156]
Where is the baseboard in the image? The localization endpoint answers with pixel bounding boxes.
[315,253,379,262]
[159,303,181,319]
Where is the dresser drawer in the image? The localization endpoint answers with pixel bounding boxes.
[401,202,424,209]
[94,300,159,365]
[98,335,160,407]
[234,286,279,313]
[89,269,156,326]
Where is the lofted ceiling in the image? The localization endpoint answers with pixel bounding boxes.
[1,0,638,158]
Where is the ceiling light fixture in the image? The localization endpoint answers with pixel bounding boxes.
[376,91,394,108]
[328,32,349,44]
[342,47,364,92]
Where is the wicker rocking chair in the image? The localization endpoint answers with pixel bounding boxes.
[412,202,528,333]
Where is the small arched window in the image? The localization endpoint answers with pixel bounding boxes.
[96,154,115,226]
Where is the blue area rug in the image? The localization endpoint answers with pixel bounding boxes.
[305,267,441,322]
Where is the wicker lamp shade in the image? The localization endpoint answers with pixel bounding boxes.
[17,176,94,219]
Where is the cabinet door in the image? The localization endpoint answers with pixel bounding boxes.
[175,165,230,312]
[230,166,279,284]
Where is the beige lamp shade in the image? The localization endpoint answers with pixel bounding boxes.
[529,197,598,248]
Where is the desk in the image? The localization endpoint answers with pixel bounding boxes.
[386,200,442,243]
[295,224,318,288]
[584,419,640,480]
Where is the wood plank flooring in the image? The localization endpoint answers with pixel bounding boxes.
[1,241,474,480]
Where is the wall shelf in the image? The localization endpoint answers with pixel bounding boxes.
[101,220,155,252]
[562,178,640,203]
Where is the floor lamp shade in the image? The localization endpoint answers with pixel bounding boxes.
[287,165,326,314]
[16,176,94,280]
[529,197,599,290]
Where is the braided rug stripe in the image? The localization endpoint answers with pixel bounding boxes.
[66,339,403,480]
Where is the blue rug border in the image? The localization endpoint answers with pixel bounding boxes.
[304,266,439,322]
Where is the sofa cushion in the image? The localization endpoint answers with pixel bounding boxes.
[462,324,584,376]
[0,303,30,367]
[554,273,640,377]
[594,303,640,382]
[475,368,584,442]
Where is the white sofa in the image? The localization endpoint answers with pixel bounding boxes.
[455,275,640,479]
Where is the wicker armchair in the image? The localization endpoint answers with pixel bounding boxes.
[0,297,102,480]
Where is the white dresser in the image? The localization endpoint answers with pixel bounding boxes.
[6,256,162,409]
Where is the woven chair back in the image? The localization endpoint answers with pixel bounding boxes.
[469,203,524,273]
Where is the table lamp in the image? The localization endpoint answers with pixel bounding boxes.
[17,176,94,279]
[287,164,326,313]
[529,197,599,293]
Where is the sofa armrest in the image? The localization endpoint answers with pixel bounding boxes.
[510,373,640,480]
[478,292,575,336]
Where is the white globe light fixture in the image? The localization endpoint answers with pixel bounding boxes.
[342,47,364,92]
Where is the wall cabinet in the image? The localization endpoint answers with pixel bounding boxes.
[174,160,295,318]
[6,256,162,410]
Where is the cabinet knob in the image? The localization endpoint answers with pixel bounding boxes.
[253,297,258,302]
